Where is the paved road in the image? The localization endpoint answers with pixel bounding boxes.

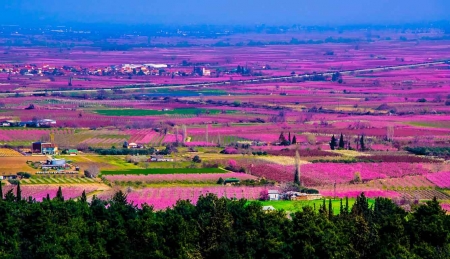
[1,60,448,97]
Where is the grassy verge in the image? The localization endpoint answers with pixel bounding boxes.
[260,198,375,214]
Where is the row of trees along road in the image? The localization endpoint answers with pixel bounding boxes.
[0,182,449,258]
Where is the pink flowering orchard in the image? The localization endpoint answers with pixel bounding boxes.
[0,21,449,213]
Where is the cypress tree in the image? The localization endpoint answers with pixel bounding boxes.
[345,197,349,214]
[46,193,50,201]
[292,135,297,144]
[340,198,343,214]
[112,190,128,205]
[339,133,345,149]
[56,186,64,201]
[319,199,327,215]
[0,180,3,200]
[16,182,21,202]
[328,199,333,220]
[294,149,301,185]
[360,134,365,151]
[80,190,87,203]
[288,132,291,143]
[330,135,337,150]
[294,169,300,185]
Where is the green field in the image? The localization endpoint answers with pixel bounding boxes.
[409,121,450,129]
[94,108,233,116]
[101,167,227,175]
[260,198,375,214]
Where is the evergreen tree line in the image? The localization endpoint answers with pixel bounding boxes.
[279,132,297,146]
[330,133,365,151]
[0,183,449,258]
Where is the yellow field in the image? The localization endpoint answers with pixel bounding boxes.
[0,148,22,157]
[330,150,370,157]
[256,156,310,166]
[0,156,43,174]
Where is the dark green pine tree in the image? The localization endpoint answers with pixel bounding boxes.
[288,132,291,143]
[319,199,327,215]
[330,135,337,150]
[80,190,87,203]
[345,197,349,215]
[339,133,345,149]
[0,180,3,201]
[340,198,343,215]
[4,190,15,202]
[112,190,128,205]
[328,199,333,220]
[360,134,366,151]
[56,186,64,201]
[46,193,50,201]
[292,135,297,144]
[16,182,21,202]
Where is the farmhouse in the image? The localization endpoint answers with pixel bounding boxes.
[148,155,174,162]
[67,149,78,155]
[268,190,280,201]
[202,68,211,76]
[37,119,57,127]
[128,143,138,149]
[32,142,58,155]
[41,159,67,170]
[0,121,11,127]
[285,192,322,201]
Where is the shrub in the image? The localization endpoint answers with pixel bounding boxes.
[259,189,269,201]
[301,188,319,194]
[192,155,202,163]
[417,98,427,103]
[17,172,31,179]
[217,177,224,185]
[221,147,239,154]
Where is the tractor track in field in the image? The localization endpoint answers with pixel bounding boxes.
[0,60,448,97]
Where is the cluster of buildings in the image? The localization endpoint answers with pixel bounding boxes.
[31,142,58,155]
[123,142,145,149]
[0,63,171,77]
[0,62,218,78]
[36,158,79,174]
[1,119,56,128]
[148,155,174,162]
[267,190,322,201]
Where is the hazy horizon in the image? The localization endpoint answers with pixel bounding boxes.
[1,0,449,27]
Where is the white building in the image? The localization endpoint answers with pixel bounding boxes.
[268,190,280,201]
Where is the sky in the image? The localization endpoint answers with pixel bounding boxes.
[1,0,449,26]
